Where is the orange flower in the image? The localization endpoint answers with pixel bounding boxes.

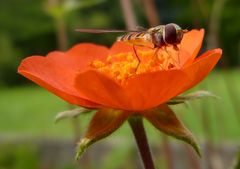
[18,29,221,111]
[18,29,221,159]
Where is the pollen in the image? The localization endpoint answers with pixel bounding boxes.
[90,47,180,84]
[90,60,106,68]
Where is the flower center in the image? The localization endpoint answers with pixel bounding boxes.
[90,47,180,83]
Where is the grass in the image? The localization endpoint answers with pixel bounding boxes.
[0,85,72,138]
[0,70,240,142]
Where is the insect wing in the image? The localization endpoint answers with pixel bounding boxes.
[147,25,164,34]
[75,28,139,34]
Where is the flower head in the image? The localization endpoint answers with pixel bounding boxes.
[18,29,222,159]
[18,29,221,111]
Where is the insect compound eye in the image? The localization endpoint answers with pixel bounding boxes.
[164,24,178,45]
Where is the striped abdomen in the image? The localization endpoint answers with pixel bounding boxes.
[117,32,153,48]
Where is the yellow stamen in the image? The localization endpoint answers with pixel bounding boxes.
[90,47,179,84]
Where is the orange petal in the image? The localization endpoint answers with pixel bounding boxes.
[75,70,129,109]
[75,47,220,111]
[183,48,222,90]
[76,108,128,159]
[63,43,109,72]
[18,55,100,108]
[109,41,134,56]
[124,71,190,111]
[180,29,204,66]
[142,104,200,156]
[75,69,191,111]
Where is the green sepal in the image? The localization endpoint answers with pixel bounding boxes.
[75,138,91,161]
[168,90,219,105]
[54,107,91,123]
[75,108,129,160]
[142,104,201,157]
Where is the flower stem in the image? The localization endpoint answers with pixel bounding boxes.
[128,116,155,169]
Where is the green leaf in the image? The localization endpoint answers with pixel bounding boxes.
[54,107,91,123]
[142,104,201,157]
[76,108,129,160]
[167,90,220,105]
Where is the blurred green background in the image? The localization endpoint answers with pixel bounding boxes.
[0,0,239,169]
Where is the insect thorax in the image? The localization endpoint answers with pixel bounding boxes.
[149,26,165,47]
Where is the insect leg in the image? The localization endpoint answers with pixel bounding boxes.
[152,47,166,70]
[133,45,165,70]
[173,45,180,65]
[163,46,180,68]
[132,45,141,71]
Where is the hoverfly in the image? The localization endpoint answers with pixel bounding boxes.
[76,23,188,70]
